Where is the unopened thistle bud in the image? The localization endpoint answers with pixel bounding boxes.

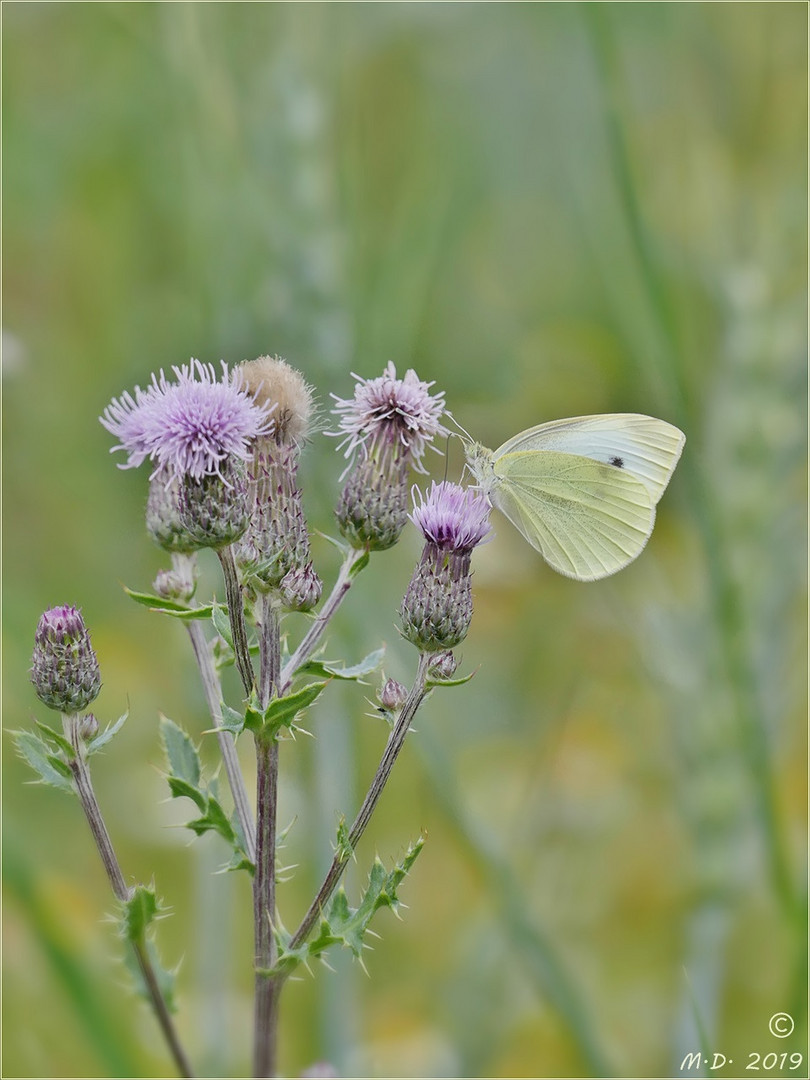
[428,650,458,680]
[78,713,100,741]
[153,554,198,603]
[378,677,408,711]
[280,562,323,612]
[330,364,448,551]
[236,356,321,599]
[179,457,250,550]
[400,482,492,653]
[31,606,101,713]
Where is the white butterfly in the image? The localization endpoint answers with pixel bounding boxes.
[464,414,685,581]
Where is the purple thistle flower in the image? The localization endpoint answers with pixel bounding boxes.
[330,362,448,472]
[101,359,274,481]
[400,482,491,653]
[410,481,492,552]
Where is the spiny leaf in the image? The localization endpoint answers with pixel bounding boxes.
[300,648,386,683]
[13,730,74,792]
[121,884,159,943]
[159,715,201,787]
[123,586,212,620]
[426,668,477,689]
[218,703,245,736]
[166,776,208,813]
[349,550,370,578]
[211,603,234,649]
[34,719,75,758]
[259,681,328,738]
[122,937,178,1014]
[85,711,128,755]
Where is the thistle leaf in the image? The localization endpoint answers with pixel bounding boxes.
[300,648,386,683]
[159,715,201,787]
[121,884,160,943]
[13,730,74,792]
[34,719,75,758]
[85,710,129,755]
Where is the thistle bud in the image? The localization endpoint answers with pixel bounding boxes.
[153,554,197,603]
[428,650,458,680]
[378,677,408,711]
[78,713,100,741]
[400,482,492,653]
[31,606,101,713]
[179,457,250,550]
[280,562,323,612]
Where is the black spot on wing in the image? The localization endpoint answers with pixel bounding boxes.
[609,456,624,468]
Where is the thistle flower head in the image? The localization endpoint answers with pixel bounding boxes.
[238,356,314,446]
[101,359,274,481]
[410,481,492,552]
[330,363,448,472]
[400,482,490,653]
[31,605,101,713]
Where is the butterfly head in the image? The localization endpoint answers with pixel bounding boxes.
[463,441,497,494]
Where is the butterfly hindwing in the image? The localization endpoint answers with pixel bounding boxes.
[491,449,656,581]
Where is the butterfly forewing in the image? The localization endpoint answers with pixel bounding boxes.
[492,449,656,581]
[492,414,685,504]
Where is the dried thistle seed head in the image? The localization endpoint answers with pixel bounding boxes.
[238,356,314,446]
[31,605,101,713]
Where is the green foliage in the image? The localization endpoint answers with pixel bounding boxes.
[124,586,212,620]
[219,682,329,739]
[159,715,253,873]
[272,837,425,978]
[298,647,385,683]
[13,729,75,792]
[84,711,129,756]
[121,884,161,943]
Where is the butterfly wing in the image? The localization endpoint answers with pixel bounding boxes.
[492,414,685,504]
[491,449,656,581]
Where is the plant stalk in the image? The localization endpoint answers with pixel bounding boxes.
[279,549,358,695]
[64,714,195,1079]
[185,619,256,864]
[253,596,281,1077]
[216,544,255,697]
[286,651,431,956]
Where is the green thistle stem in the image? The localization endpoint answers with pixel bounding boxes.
[286,651,431,957]
[279,549,358,695]
[253,596,281,1077]
[185,620,256,864]
[64,714,195,1079]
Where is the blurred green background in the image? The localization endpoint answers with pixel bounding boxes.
[3,3,806,1077]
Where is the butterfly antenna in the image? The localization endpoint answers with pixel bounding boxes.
[445,410,474,443]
